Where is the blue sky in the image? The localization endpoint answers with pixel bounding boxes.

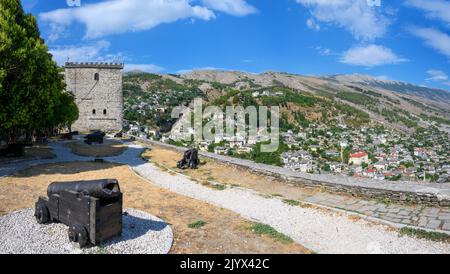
[21,0,450,91]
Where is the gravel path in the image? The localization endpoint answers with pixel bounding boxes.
[132,161,450,254]
[0,208,173,254]
[1,140,450,253]
[0,140,144,177]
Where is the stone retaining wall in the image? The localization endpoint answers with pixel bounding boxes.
[138,138,450,207]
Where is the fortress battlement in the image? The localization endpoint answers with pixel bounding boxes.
[65,62,124,69]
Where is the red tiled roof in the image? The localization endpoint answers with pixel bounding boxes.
[350,153,368,158]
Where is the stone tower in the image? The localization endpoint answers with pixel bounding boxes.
[64,62,124,133]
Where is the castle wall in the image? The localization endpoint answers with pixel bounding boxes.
[64,63,123,133]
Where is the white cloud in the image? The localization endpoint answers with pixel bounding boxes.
[49,40,111,65]
[426,69,448,81]
[426,69,450,86]
[50,41,164,73]
[40,0,215,40]
[340,44,407,67]
[306,18,320,31]
[295,0,391,41]
[409,27,450,59]
[201,0,257,16]
[315,46,331,56]
[124,64,165,73]
[405,0,450,25]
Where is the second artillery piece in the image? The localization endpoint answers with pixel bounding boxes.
[84,131,105,145]
[177,148,200,169]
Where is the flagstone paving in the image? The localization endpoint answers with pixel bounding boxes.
[299,192,450,231]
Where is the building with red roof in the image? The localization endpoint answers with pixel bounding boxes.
[349,152,369,166]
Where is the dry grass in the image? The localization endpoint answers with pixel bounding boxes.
[65,139,126,157]
[143,146,324,201]
[0,162,309,254]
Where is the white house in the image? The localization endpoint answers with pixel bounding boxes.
[237,145,253,154]
[374,161,387,171]
[349,152,369,166]
[214,147,228,155]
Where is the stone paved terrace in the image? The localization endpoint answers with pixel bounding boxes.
[138,139,450,232]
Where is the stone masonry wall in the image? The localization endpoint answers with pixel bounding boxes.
[65,63,123,132]
[137,138,450,208]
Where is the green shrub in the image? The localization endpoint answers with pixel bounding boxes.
[188,220,207,229]
[283,199,301,206]
[212,184,226,190]
[250,223,293,244]
[399,227,450,242]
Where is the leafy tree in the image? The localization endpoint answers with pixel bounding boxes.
[0,0,78,142]
[52,92,79,131]
[342,147,351,164]
[251,140,289,166]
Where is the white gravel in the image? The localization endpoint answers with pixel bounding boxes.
[0,208,173,254]
[132,161,450,254]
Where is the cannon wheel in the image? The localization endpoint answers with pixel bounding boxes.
[68,224,89,248]
[34,203,50,224]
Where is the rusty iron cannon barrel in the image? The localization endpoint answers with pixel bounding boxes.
[84,131,105,139]
[47,179,121,199]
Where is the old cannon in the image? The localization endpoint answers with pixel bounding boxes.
[177,148,200,169]
[35,179,123,248]
[84,131,105,145]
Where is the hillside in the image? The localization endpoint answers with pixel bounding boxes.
[328,74,450,104]
[122,70,450,135]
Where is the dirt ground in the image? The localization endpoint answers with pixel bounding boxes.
[143,146,331,202]
[0,161,310,254]
[65,139,127,157]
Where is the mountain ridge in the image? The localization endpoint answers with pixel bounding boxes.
[122,70,450,136]
[175,70,450,107]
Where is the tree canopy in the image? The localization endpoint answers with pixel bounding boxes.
[0,0,78,142]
